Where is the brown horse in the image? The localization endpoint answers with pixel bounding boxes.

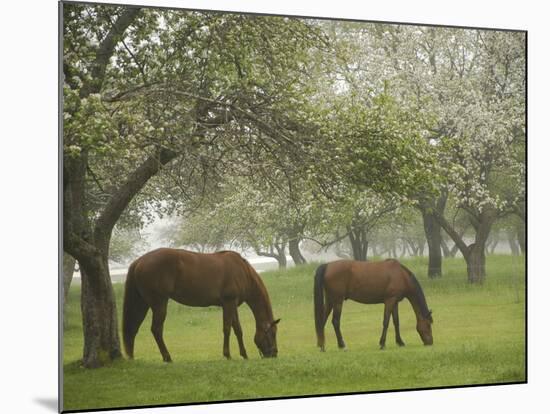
[314,259,433,351]
[123,248,280,362]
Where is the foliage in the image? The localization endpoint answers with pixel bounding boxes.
[109,226,149,264]
[63,5,326,229]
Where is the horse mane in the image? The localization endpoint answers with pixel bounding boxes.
[400,264,433,323]
[235,254,274,321]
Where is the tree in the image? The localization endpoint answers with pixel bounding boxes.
[430,30,525,283]
[309,187,400,261]
[175,177,312,269]
[63,4,324,367]
[350,26,525,282]
[423,31,525,282]
[63,4,152,367]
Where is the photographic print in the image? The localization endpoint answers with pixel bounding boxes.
[61,1,526,412]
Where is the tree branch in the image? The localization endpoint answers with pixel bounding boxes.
[80,7,141,98]
[86,165,107,194]
[150,87,298,147]
[94,146,177,245]
[432,210,470,257]
[63,227,99,264]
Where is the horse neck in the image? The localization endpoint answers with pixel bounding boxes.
[245,271,273,329]
[407,288,429,322]
[407,294,427,323]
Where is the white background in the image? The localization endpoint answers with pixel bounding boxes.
[1,0,547,413]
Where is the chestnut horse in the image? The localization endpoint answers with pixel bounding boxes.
[123,248,280,362]
[314,259,433,351]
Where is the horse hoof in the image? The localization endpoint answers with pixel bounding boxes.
[340,347,348,352]
[379,345,385,350]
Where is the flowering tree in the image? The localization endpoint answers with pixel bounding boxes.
[168,173,315,268]
[426,31,526,283]
[325,24,525,282]
[308,186,400,261]
[63,3,323,367]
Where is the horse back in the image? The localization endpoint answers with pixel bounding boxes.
[324,259,410,304]
[131,248,251,307]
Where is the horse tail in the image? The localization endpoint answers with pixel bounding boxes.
[122,261,149,359]
[399,263,432,323]
[314,263,328,348]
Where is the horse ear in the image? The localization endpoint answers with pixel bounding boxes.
[272,318,281,326]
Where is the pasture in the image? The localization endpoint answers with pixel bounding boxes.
[63,255,525,411]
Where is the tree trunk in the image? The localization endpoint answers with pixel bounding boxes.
[63,253,76,328]
[256,242,287,269]
[442,235,462,258]
[278,254,287,269]
[465,243,486,284]
[274,242,287,269]
[348,227,368,261]
[422,212,444,279]
[433,208,494,284]
[63,253,76,307]
[516,225,525,255]
[79,253,122,368]
[449,243,460,257]
[507,230,520,256]
[466,210,494,283]
[64,149,124,368]
[420,195,446,278]
[441,239,451,257]
[64,146,178,368]
[288,237,307,265]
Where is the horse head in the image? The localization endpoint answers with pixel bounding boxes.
[254,318,280,357]
[417,310,433,345]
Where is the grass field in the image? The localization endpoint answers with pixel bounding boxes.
[62,255,526,411]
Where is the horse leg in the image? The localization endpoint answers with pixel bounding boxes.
[392,303,405,347]
[150,300,172,362]
[332,301,346,350]
[319,301,334,352]
[124,300,149,360]
[379,298,397,350]
[232,309,248,359]
[222,300,237,359]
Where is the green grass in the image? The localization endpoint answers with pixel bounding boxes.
[63,255,526,411]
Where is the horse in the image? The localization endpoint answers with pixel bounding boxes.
[122,248,280,362]
[314,259,433,351]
